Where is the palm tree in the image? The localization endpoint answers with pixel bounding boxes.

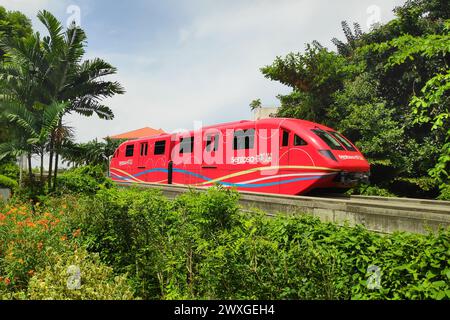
[0,101,67,180]
[35,11,124,189]
[60,137,123,169]
[0,10,124,191]
[331,21,364,57]
[0,28,49,181]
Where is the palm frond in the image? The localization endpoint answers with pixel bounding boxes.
[37,10,64,51]
[0,140,27,160]
[41,101,68,138]
[71,98,114,120]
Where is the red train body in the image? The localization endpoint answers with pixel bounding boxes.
[109,118,370,195]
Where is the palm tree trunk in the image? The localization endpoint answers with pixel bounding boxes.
[48,133,54,189]
[53,149,59,191]
[27,152,33,181]
[40,148,44,182]
[52,118,63,191]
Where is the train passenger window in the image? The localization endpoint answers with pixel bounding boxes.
[125,145,134,157]
[282,130,289,147]
[327,131,357,152]
[179,137,194,154]
[154,141,166,155]
[312,129,345,150]
[205,134,219,152]
[294,134,307,146]
[233,129,255,150]
[206,134,219,152]
[140,142,148,156]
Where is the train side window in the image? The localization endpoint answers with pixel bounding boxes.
[294,134,307,146]
[125,145,134,157]
[140,142,148,156]
[233,129,255,150]
[154,141,166,155]
[179,137,194,154]
[206,134,219,152]
[282,130,289,147]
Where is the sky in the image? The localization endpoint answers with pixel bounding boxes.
[0,0,407,142]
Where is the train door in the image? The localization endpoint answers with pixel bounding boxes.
[152,138,171,184]
[201,132,221,184]
[277,128,291,194]
[138,141,149,174]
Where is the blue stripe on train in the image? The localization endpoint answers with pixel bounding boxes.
[111,168,335,188]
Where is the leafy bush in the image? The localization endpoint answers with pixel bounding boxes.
[0,163,20,181]
[0,199,133,300]
[437,184,450,200]
[60,186,450,300]
[0,174,18,190]
[0,202,73,293]
[56,165,113,195]
[2,186,449,300]
[26,248,135,300]
[348,184,397,197]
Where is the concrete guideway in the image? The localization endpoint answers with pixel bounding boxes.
[117,182,450,235]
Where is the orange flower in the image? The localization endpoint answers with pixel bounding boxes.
[4,278,10,285]
[72,229,81,238]
[0,213,6,222]
[27,270,35,277]
[60,235,67,241]
[50,218,61,227]
[26,221,36,228]
[37,219,49,230]
[44,212,53,218]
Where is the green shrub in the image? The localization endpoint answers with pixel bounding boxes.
[4,187,449,300]
[437,184,450,200]
[0,163,20,181]
[26,248,136,300]
[0,174,18,190]
[56,165,114,195]
[0,202,71,293]
[348,184,397,197]
[60,186,450,300]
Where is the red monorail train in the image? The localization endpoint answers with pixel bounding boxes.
[109,118,370,195]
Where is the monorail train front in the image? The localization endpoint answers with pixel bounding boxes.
[295,120,370,191]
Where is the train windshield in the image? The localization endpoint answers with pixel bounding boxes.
[311,129,345,151]
[327,131,357,152]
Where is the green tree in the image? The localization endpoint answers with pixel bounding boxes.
[380,21,450,194]
[249,98,262,111]
[0,6,33,152]
[0,10,124,191]
[0,101,67,181]
[60,137,124,169]
[34,11,124,189]
[261,43,348,124]
[259,0,450,197]
[0,6,32,58]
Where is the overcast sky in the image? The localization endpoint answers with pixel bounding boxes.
[0,0,406,142]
